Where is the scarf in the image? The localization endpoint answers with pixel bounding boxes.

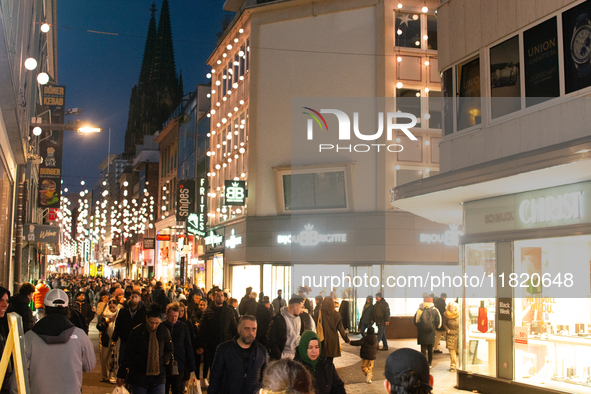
[298,330,321,370]
[444,310,459,320]
[146,328,160,375]
[415,302,433,324]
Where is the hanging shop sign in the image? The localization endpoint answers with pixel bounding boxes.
[224,180,246,206]
[225,229,242,249]
[157,234,171,241]
[187,213,205,237]
[464,181,591,234]
[42,85,66,124]
[37,130,63,208]
[188,177,207,237]
[176,179,195,221]
[143,238,155,250]
[24,224,59,244]
[205,229,224,247]
[276,224,347,246]
[418,225,464,247]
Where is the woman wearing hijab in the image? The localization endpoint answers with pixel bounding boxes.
[294,330,346,394]
[0,287,16,393]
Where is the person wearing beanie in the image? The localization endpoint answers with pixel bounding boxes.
[350,326,379,383]
[433,293,448,354]
[267,295,304,360]
[384,348,433,394]
[116,304,174,392]
[374,293,390,350]
[414,295,441,367]
[24,289,96,394]
[294,330,345,394]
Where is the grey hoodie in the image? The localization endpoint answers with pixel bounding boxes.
[24,313,96,394]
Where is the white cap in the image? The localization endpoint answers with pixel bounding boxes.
[44,289,69,307]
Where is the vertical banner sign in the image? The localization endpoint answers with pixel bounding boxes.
[38,85,66,209]
[176,179,195,221]
[188,177,207,237]
[224,180,246,206]
[38,130,63,208]
[524,17,559,106]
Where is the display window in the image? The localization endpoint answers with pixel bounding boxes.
[514,235,591,393]
[461,243,497,376]
[231,265,261,298]
[212,255,224,289]
[262,264,292,303]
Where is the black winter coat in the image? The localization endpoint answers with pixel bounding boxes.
[117,323,174,387]
[243,298,258,317]
[112,303,147,342]
[208,339,267,394]
[162,320,196,374]
[373,299,390,325]
[294,353,346,394]
[255,304,273,346]
[414,307,441,345]
[71,300,95,326]
[350,333,378,360]
[7,294,34,333]
[266,313,304,360]
[359,304,374,325]
[434,298,447,331]
[199,304,238,356]
[238,294,250,315]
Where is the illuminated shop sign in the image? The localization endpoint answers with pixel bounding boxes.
[225,180,246,206]
[176,180,195,221]
[187,213,205,237]
[419,225,464,247]
[518,191,582,224]
[205,230,223,247]
[277,224,347,246]
[225,229,243,249]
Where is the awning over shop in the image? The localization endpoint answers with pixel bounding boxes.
[392,145,591,225]
[198,251,222,260]
[110,258,127,269]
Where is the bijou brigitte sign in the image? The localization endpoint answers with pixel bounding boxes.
[277,224,347,246]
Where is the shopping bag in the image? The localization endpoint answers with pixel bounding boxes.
[111,386,130,394]
[187,372,202,394]
[168,356,179,376]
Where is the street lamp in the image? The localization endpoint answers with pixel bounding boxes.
[30,119,103,133]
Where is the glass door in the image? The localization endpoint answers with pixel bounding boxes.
[351,265,382,332]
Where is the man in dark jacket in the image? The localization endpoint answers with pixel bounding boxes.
[71,291,95,327]
[238,286,252,316]
[244,291,259,317]
[266,296,304,360]
[7,282,36,333]
[208,315,267,394]
[162,303,196,394]
[373,293,390,350]
[255,297,273,346]
[116,306,174,392]
[197,287,238,385]
[358,296,374,336]
[433,293,447,353]
[112,290,146,362]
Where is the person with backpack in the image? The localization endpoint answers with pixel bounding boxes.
[373,293,390,351]
[414,294,441,367]
[349,326,379,384]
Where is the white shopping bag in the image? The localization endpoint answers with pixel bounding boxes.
[111,386,130,394]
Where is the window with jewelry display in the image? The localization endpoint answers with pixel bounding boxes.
[514,235,591,393]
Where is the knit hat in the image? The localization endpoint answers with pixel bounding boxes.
[375,292,383,298]
[422,292,433,303]
[384,348,432,389]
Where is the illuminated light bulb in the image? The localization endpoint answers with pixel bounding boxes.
[413,14,419,20]
[425,87,430,92]
[228,158,232,162]
[25,58,38,70]
[216,123,221,127]
[216,102,221,107]
[396,137,401,143]
[206,73,212,78]
[234,38,239,43]
[212,89,216,93]
[215,164,221,169]
[228,112,232,117]
[222,53,227,58]
[395,165,400,170]
[415,92,420,97]
[239,51,244,57]
[239,28,244,33]
[240,100,244,105]
[425,140,430,146]
[206,152,211,156]
[222,118,227,123]
[227,44,232,50]
[241,172,246,177]
[79,191,84,197]
[397,29,402,35]
[123,181,128,187]
[37,72,49,84]
[211,109,216,114]
[216,80,221,86]
[415,41,420,46]
[423,35,428,40]
[234,131,239,135]
[227,90,232,95]
[396,82,403,88]
[211,151,215,155]
[222,75,227,80]
[222,163,227,168]
[81,180,85,185]
[223,97,227,101]
[222,141,226,145]
[397,3,402,8]
[41,23,50,33]
[32,126,42,136]
[207,94,211,98]
[217,60,221,64]
[234,61,239,66]
[240,125,244,129]
[227,134,232,140]
[234,107,239,112]
[397,56,402,62]
[235,154,239,159]
[424,60,429,66]
[239,76,244,81]
[422,6,428,12]
[239,148,245,154]
[207,133,211,137]
[211,69,216,74]
[233,83,238,88]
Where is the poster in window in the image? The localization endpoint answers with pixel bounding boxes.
[563,1,591,94]
[457,58,481,131]
[520,247,542,296]
[490,36,521,118]
[523,17,559,106]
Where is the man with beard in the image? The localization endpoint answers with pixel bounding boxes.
[112,290,146,363]
[267,295,304,360]
[197,288,237,388]
[71,291,95,327]
[208,315,267,394]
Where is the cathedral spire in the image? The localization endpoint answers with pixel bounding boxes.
[153,0,178,88]
[138,3,158,85]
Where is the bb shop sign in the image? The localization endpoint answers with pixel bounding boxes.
[302,107,419,153]
[277,224,347,246]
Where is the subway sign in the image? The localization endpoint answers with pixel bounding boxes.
[225,180,246,206]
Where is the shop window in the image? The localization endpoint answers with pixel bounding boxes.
[513,236,591,393]
[395,12,421,49]
[427,15,437,50]
[457,58,481,131]
[396,88,421,121]
[275,163,353,214]
[490,36,521,118]
[524,17,559,105]
[462,243,497,377]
